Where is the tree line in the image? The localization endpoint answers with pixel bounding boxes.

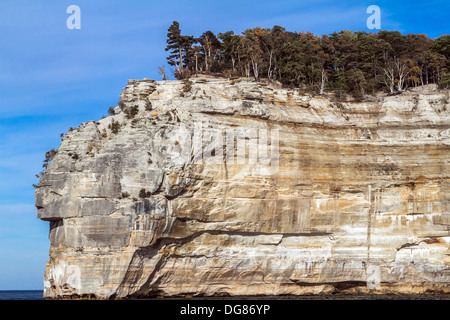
[164,21,450,98]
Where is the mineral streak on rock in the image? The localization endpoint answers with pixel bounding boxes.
[35,78,450,299]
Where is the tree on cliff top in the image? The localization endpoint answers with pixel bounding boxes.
[165,21,195,78]
[163,22,448,96]
[165,21,183,71]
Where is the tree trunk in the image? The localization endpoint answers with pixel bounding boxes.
[268,51,273,80]
[396,60,412,92]
[251,56,259,80]
[178,47,183,72]
[204,50,208,71]
[319,68,327,95]
[383,67,395,93]
[195,54,198,75]
[245,62,251,78]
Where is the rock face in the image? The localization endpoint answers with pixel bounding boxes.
[36,78,450,299]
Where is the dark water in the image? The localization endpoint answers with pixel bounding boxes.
[0,290,43,300]
[0,291,447,300]
[164,294,450,300]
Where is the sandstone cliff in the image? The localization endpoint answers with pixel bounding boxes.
[35,78,450,299]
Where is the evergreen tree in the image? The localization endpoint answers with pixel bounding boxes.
[430,35,450,59]
[430,35,450,77]
[165,21,195,78]
[165,21,184,72]
[219,31,240,73]
[163,23,444,96]
[242,28,264,79]
[277,31,308,87]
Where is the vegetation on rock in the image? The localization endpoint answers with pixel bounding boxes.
[165,21,450,97]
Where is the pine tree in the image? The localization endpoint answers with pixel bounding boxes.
[165,21,195,79]
[165,21,184,73]
[162,24,445,96]
[219,31,240,73]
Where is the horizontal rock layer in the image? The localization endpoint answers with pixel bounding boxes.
[36,79,450,299]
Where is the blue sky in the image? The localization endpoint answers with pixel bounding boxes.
[0,0,448,290]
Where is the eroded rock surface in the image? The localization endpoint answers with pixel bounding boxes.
[36,79,450,299]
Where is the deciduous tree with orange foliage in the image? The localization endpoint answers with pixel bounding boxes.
[164,22,449,97]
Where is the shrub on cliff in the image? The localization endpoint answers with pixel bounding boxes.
[182,78,193,93]
[108,119,121,134]
[139,188,151,198]
[42,149,57,170]
[33,148,57,188]
[124,106,139,119]
[118,98,125,109]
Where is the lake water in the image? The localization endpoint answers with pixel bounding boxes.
[0,290,43,300]
[0,291,448,300]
